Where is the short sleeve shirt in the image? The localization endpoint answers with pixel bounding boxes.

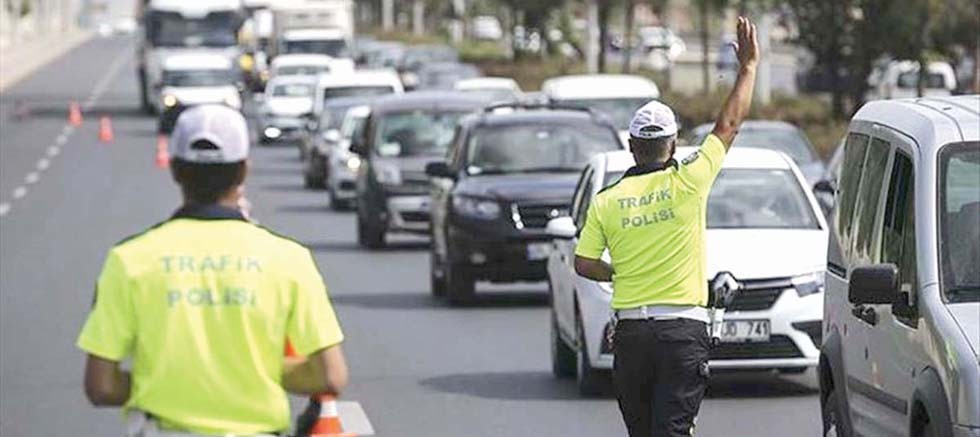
[77,205,343,435]
[575,134,727,309]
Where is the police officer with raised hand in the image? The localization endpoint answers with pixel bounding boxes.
[574,16,759,437]
[77,104,348,436]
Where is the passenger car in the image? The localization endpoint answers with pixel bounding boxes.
[820,96,979,437]
[326,105,371,210]
[351,92,490,248]
[258,75,316,145]
[268,53,353,79]
[689,120,826,184]
[867,60,958,101]
[454,77,523,102]
[156,53,242,131]
[415,62,481,90]
[427,104,624,304]
[312,70,403,117]
[302,96,373,189]
[547,148,829,394]
[541,74,660,142]
[396,45,459,90]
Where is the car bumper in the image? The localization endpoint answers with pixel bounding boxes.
[447,224,551,282]
[386,195,431,233]
[259,117,306,142]
[328,160,358,200]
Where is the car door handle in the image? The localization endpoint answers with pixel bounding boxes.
[852,305,878,326]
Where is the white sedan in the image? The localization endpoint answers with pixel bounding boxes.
[547,147,829,395]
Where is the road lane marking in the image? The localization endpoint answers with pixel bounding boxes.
[47,146,60,157]
[12,187,27,199]
[36,159,50,170]
[83,44,131,111]
[0,203,10,217]
[55,134,68,146]
[62,125,74,136]
[24,172,40,184]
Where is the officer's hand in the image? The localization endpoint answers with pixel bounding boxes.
[733,17,759,69]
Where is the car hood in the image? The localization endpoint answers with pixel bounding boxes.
[455,173,580,203]
[264,97,313,116]
[705,229,828,280]
[163,86,237,105]
[947,303,980,360]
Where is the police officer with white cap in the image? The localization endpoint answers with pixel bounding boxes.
[573,17,759,437]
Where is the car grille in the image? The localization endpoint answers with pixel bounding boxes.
[401,211,430,223]
[513,202,569,229]
[710,335,803,360]
[727,278,792,311]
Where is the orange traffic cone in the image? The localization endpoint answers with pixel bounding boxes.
[309,394,355,437]
[285,340,298,357]
[99,117,114,143]
[155,135,170,169]
[68,101,83,126]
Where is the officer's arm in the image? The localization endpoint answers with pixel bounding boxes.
[83,354,131,406]
[575,255,614,282]
[711,17,760,148]
[282,344,348,396]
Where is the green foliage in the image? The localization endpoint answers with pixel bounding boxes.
[458,41,510,63]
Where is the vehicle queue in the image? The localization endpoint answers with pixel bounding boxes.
[152,30,979,437]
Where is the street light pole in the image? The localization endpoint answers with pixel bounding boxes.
[586,0,599,73]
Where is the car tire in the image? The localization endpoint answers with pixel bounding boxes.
[446,263,474,305]
[822,387,849,437]
[357,214,385,249]
[551,310,576,379]
[429,250,447,298]
[576,314,607,396]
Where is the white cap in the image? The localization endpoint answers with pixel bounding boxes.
[170,105,249,164]
[628,100,678,140]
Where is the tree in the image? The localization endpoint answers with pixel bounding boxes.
[693,0,727,94]
[930,0,980,92]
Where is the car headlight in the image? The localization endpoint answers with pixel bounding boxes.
[264,127,281,139]
[792,271,825,297]
[162,94,178,107]
[452,196,500,220]
[375,163,402,186]
[345,156,361,170]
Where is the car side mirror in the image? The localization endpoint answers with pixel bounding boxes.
[848,264,898,305]
[813,179,836,195]
[322,129,341,143]
[425,161,455,179]
[545,216,576,240]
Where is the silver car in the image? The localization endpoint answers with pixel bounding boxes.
[820,95,979,437]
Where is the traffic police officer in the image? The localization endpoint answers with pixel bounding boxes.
[77,104,348,436]
[574,17,759,437]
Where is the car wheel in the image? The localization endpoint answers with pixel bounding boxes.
[429,250,447,298]
[446,263,474,305]
[356,214,385,249]
[551,310,576,379]
[576,314,607,396]
[822,387,850,437]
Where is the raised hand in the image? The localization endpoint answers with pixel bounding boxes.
[732,16,760,69]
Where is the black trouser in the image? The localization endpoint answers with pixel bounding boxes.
[613,318,710,437]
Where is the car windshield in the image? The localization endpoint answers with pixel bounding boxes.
[271,83,313,97]
[600,168,820,229]
[162,70,235,87]
[466,123,621,174]
[374,110,469,157]
[556,98,649,131]
[276,65,329,76]
[323,86,394,102]
[147,11,238,47]
[460,88,519,103]
[897,71,947,89]
[694,127,817,163]
[340,114,367,142]
[283,39,349,58]
[939,142,980,302]
[319,104,355,131]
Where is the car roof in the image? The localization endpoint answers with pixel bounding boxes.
[370,91,490,113]
[691,120,799,136]
[282,28,347,40]
[271,54,334,67]
[148,0,241,14]
[163,53,233,70]
[455,77,520,91]
[316,70,401,87]
[462,107,616,130]
[853,95,979,154]
[542,74,660,99]
[599,147,795,174]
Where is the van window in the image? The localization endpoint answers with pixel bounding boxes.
[939,142,980,302]
[836,133,869,253]
[881,152,917,296]
[573,167,595,231]
[851,137,891,264]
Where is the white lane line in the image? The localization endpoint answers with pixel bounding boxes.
[12,187,27,199]
[47,146,60,157]
[55,134,68,146]
[82,45,131,111]
[0,203,10,217]
[62,125,74,136]
[36,158,50,170]
[24,172,40,184]
[337,401,374,436]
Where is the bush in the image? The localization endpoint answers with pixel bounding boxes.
[458,41,509,64]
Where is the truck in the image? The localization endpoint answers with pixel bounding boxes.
[135,0,246,114]
[268,0,355,60]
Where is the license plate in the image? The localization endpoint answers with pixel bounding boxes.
[719,319,770,343]
[526,242,552,260]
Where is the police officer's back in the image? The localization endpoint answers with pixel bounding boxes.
[77,105,348,436]
[574,17,760,437]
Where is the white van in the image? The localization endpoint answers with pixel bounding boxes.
[868,60,958,101]
[820,95,979,437]
[541,74,660,143]
[158,52,241,113]
[312,70,403,116]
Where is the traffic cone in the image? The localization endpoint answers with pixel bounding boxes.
[155,135,170,169]
[68,101,83,126]
[98,117,114,143]
[308,394,355,437]
[285,340,298,357]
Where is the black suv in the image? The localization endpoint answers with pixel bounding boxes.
[426,104,623,303]
[350,92,490,248]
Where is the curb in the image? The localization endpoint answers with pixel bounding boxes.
[0,31,95,92]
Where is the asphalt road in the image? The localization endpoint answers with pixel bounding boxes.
[0,36,822,436]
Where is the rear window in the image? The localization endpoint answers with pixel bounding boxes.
[465,123,621,174]
[323,86,395,101]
